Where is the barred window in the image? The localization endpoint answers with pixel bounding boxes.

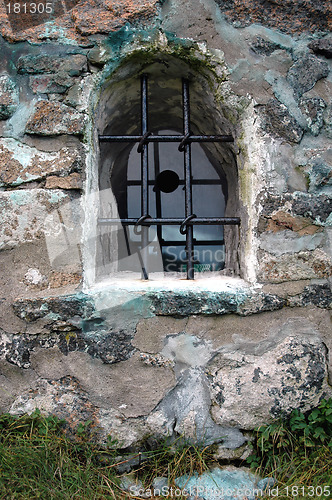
[98,75,240,280]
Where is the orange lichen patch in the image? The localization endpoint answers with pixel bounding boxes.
[45,173,82,190]
[26,101,86,136]
[0,143,81,186]
[0,0,158,43]
[217,0,332,34]
[49,271,82,288]
[266,210,321,235]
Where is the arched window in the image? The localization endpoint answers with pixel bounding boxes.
[97,73,240,281]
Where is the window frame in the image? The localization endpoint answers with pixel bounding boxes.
[98,74,240,280]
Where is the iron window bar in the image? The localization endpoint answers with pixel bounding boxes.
[98,74,240,280]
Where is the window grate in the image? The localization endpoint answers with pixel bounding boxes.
[98,74,240,280]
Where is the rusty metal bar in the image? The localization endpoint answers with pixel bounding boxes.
[140,74,149,280]
[98,217,241,225]
[99,134,234,143]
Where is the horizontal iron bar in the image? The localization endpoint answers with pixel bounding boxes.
[99,134,234,143]
[160,240,225,246]
[127,179,222,186]
[98,217,240,225]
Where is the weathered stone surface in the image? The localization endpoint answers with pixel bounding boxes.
[308,38,332,59]
[287,282,332,309]
[304,159,332,193]
[12,293,94,323]
[260,99,304,143]
[25,101,86,136]
[287,55,329,97]
[299,97,326,135]
[265,211,321,235]
[261,193,332,224]
[17,54,87,76]
[45,173,82,190]
[259,230,324,257]
[215,0,332,33]
[0,74,19,119]
[71,0,158,36]
[0,190,74,250]
[148,367,246,448]
[259,249,332,282]
[10,375,103,435]
[0,139,82,187]
[29,74,75,94]
[208,319,329,429]
[291,193,332,223]
[148,289,284,317]
[48,271,81,288]
[250,36,283,56]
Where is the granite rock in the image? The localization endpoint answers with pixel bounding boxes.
[299,97,326,136]
[259,99,303,143]
[17,54,87,76]
[208,319,329,429]
[25,101,86,136]
[287,55,329,97]
[0,74,19,119]
[308,38,332,59]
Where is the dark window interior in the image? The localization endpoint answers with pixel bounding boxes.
[123,130,227,273]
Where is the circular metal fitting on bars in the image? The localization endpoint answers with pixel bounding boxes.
[180,214,197,235]
[137,132,152,153]
[134,214,151,235]
[178,133,191,152]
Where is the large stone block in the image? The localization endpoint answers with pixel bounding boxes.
[17,54,87,76]
[0,138,82,187]
[215,0,332,33]
[0,74,19,119]
[287,55,329,97]
[308,38,332,59]
[25,101,86,136]
[260,99,303,143]
[0,189,76,250]
[208,319,329,429]
[258,249,332,282]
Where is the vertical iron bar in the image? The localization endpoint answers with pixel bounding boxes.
[153,138,163,246]
[182,79,194,279]
[140,74,149,280]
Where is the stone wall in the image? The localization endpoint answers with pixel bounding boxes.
[0,0,331,451]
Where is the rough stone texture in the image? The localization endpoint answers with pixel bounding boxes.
[0,74,19,119]
[287,55,329,97]
[29,74,76,94]
[17,54,87,76]
[148,289,284,316]
[250,36,283,56]
[45,173,82,190]
[0,139,82,187]
[308,38,332,59]
[0,189,77,250]
[215,0,332,34]
[259,230,324,257]
[259,100,304,143]
[71,0,158,36]
[264,211,321,235]
[299,97,326,136]
[261,193,332,224]
[287,282,332,309]
[25,101,86,136]
[208,319,329,429]
[259,249,332,283]
[304,159,332,193]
